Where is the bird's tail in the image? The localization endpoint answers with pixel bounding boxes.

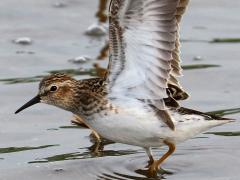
[177,107,235,122]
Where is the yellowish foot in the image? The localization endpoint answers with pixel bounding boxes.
[147,160,158,177]
[147,141,176,177]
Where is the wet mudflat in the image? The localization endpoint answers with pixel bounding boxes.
[0,0,240,179]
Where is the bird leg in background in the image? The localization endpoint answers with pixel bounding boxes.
[94,0,109,60]
[93,63,108,78]
[96,0,108,23]
[96,0,109,60]
[148,140,176,177]
[97,42,109,60]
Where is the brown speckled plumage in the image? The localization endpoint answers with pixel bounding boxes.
[38,73,108,116]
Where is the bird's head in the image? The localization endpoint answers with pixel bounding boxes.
[15,73,79,114]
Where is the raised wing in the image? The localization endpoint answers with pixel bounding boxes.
[107,0,189,108]
[168,0,190,101]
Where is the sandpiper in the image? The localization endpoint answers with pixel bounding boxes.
[16,0,234,176]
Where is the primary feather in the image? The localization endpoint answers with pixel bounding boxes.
[107,0,189,104]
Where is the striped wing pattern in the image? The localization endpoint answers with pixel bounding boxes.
[168,0,190,88]
[107,0,190,129]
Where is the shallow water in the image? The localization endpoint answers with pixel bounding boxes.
[0,0,240,179]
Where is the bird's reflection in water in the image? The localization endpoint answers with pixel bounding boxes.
[135,167,173,179]
[28,138,137,164]
[97,164,173,180]
[98,172,163,180]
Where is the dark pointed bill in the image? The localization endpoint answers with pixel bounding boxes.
[15,95,41,114]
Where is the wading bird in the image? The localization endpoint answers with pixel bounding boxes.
[16,0,234,176]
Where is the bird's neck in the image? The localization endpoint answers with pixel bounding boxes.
[72,78,109,116]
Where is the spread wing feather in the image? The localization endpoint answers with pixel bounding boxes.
[168,0,190,88]
[107,0,190,129]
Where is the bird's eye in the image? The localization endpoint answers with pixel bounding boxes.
[50,85,58,92]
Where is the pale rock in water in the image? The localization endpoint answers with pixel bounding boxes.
[13,37,32,45]
[68,56,92,64]
[193,56,203,61]
[52,1,67,8]
[85,23,107,36]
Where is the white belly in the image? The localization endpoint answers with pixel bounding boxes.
[83,100,231,148]
[88,110,166,147]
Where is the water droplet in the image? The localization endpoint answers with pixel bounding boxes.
[85,23,107,36]
[193,56,203,61]
[68,56,92,64]
[52,1,67,8]
[13,37,32,45]
[16,50,35,54]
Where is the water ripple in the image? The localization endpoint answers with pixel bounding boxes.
[80,153,176,180]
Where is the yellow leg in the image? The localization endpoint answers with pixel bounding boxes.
[71,115,102,143]
[90,129,102,142]
[148,141,176,177]
[71,115,88,128]
[97,42,109,60]
[96,0,108,23]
